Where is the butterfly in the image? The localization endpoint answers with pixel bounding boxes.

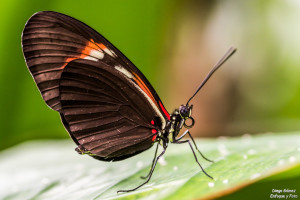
[22,11,236,192]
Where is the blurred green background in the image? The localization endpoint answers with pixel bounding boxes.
[1,0,300,150]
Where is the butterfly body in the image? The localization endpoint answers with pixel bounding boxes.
[22,11,235,192]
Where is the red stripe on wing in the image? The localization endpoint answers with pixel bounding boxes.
[132,72,170,120]
[159,101,170,120]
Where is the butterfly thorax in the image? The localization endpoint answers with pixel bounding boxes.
[160,105,194,145]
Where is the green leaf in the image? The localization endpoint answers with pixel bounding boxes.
[0,133,299,200]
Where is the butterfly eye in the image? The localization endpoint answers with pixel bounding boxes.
[179,105,192,119]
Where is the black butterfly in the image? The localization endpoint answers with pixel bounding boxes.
[22,11,236,192]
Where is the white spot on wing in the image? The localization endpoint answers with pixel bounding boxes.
[115,65,134,78]
[89,49,104,59]
[84,56,98,62]
[104,48,116,57]
[111,49,117,57]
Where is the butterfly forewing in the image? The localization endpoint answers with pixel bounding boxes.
[22,11,169,115]
[22,11,116,111]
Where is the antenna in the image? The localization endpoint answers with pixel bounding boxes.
[186,46,237,105]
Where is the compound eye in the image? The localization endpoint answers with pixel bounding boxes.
[179,105,191,118]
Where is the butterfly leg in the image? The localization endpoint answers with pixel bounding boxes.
[141,142,159,179]
[117,145,167,193]
[175,130,214,163]
[173,138,213,179]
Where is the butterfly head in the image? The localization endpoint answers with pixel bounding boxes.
[179,104,192,119]
[179,104,195,129]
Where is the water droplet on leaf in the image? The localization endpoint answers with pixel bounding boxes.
[208,182,214,187]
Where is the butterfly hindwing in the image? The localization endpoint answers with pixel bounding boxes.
[59,59,160,160]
